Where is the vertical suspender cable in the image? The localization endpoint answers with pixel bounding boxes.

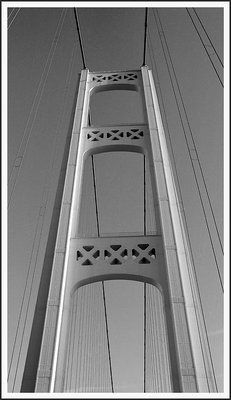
[89,285,94,390]
[73,8,86,69]
[102,282,114,393]
[142,8,148,66]
[84,285,90,390]
[143,155,146,236]
[75,289,83,391]
[91,155,100,238]
[64,296,73,390]
[144,282,147,393]
[91,156,114,392]
[143,155,147,392]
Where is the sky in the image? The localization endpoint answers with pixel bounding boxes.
[3,1,229,396]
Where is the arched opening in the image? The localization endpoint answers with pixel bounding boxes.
[76,151,159,238]
[63,280,172,393]
[89,89,147,126]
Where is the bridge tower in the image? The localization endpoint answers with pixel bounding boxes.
[28,67,216,392]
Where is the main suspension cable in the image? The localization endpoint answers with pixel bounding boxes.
[186,8,223,87]
[153,9,223,292]
[8,9,67,209]
[73,8,86,69]
[155,9,224,256]
[8,8,20,30]
[163,10,223,256]
[193,8,223,67]
[8,8,15,20]
[8,38,76,391]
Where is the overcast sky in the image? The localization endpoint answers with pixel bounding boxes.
[4,2,228,395]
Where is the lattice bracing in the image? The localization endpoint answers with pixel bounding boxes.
[86,127,145,142]
[76,242,157,266]
[92,72,138,83]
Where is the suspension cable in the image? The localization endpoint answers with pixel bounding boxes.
[142,8,149,66]
[193,8,223,67]
[143,154,147,392]
[8,8,20,30]
[146,31,218,390]
[102,282,114,393]
[147,30,184,229]
[153,9,223,293]
[91,155,114,392]
[8,8,15,20]
[87,284,93,390]
[8,206,42,389]
[8,9,67,209]
[143,155,146,236]
[73,8,86,69]
[144,282,147,392]
[186,8,223,87]
[64,295,73,389]
[156,9,224,256]
[75,288,84,391]
[91,155,100,237]
[8,39,76,390]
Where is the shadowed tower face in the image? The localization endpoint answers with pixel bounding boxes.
[26,67,216,393]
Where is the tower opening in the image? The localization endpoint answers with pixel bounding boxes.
[63,280,172,393]
[89,90,146,126]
